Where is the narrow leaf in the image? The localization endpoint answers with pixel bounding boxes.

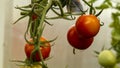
[13,14,28,24]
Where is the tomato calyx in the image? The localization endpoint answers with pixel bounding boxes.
[82,0,104,17]
[11,59,43,68]
[81,0,104,27]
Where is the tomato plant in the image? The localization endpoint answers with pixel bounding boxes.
[98,50,116,67]
[14,0,105,67]
[67,25,94,50]
[25,37,51,62]
[75,14,100,38]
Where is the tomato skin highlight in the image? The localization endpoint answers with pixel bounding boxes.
[25,37,51,62]
[75,14,100,38]
[67,26,94,50]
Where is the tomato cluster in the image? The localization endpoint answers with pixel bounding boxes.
[25,37,51,62]
[67,14,100,50]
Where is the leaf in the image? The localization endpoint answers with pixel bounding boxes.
[94,50,100,55]
[111,30,120,41]
[95,4,109,9]
[32,0,40,3]
[116,3,120,10]
[10,60,26,63]
[73,48,76,55]
[112,41,120,53]
[109,12,120,29]
[13,14,28,24]
[44,20,53,26]
[39,0,48,7]
[107,0,112,7]
[88,0,97,3]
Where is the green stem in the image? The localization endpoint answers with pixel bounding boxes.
[96,9,104,17]
[38,46,48,68]
[55,0,64,16]
[37,0,53,38]
[15,6,31,12]
[51,7,61,16]
[44,20,53,26]
[89,3,93,14]
[35,0,53,67]
[82,0,96,14]
[24,17,33,44]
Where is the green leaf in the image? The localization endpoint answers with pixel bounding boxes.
[111,13,120,29]
[88,0,97,3]
[112,30,120,41]
[95,4,109,9]
[94,50,100,55]
[107,0,112,7]
[13,14,28,24]
[115,3,120,10]
[73,48,76,55]
[39,0,48,7]
[112,41,120,53]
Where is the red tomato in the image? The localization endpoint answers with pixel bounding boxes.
[67,26,94,50]
[75,14,100,38]
[25,37,51,62]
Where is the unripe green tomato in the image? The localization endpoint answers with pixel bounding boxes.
[20,66,30,68]
[98,50,116,67]
[20,64,42,68]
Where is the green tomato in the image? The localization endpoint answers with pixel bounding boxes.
[20,65,42,68]
[98,50,116,67]
[32,65,42,68]
[20,65,30,68]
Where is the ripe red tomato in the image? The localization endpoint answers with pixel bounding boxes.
[25,37,51,62]
[67,26,94,50]
[75,14,100,38]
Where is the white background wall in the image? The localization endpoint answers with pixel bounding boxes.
[0,0,5,68]
[0,0,120,68]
